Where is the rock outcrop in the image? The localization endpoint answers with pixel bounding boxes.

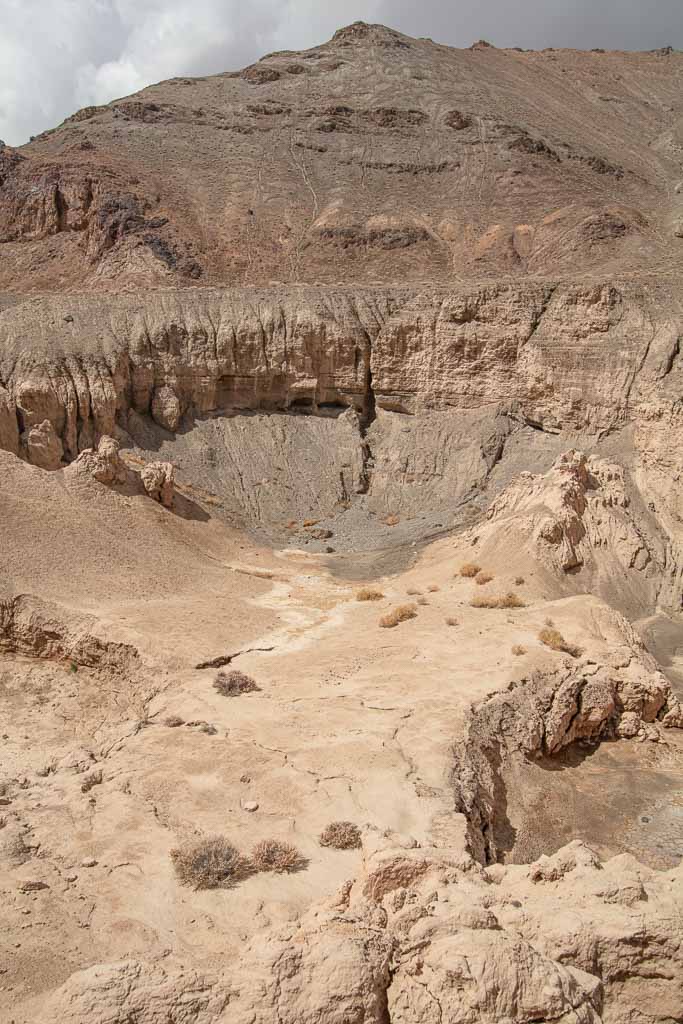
[72,435,127,484]
[40,833,683,1024]
[0,593,140,674]
[141,460,174,507]
[451,603,680,865]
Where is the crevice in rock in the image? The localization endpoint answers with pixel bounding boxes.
[54,185,69,233]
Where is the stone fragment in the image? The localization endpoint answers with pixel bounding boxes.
[141,461,175,507]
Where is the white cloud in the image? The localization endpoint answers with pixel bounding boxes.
[0,0,680,146]
[0,0,381,144]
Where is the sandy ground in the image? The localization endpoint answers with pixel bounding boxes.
[1,451,683,1018]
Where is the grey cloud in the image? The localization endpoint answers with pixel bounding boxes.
[0,0,680,146]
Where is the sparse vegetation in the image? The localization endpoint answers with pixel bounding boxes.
[379,604,418,628]
[213,670,260,697]
[164,714,185,728]
[186,720,218,735]
[475,571,494,586]
[251,839,305,873]
[417,596,428,606]
[471,591,526,609]
[170,835,249,889]
[512,644,526,656]
[302,518,319,528]
[446,617,458,627]
[319,821,362,850]
[514,576,525,586]
[384,513,400,527]
[356,587,384,602]
[538,627,583,658]
[459,562,481,578]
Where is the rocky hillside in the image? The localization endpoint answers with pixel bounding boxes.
[0,22,682,293]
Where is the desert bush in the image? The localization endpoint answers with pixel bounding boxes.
[170,835,249,889]
[164,714,185,728]
[514,576,525,586]
[251,839,305,873]
[445,617,458,627]
[379,604,418,628]
[384,514,400,527]
[213,670,260,697]
[475,571,494,586]
[538,627,582,658]
[186,720,218,735]
[471,591,526,609]
[319,821,362,850]
[459,562,481,578]
[302,518,319,528]
[511,644,526,656]
[356,587,384,602]
[417,596,428,606]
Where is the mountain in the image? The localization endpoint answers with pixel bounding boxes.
[1,21,682,293]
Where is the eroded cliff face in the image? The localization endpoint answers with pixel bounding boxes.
[1,280,680,609]
[0,279,673,460]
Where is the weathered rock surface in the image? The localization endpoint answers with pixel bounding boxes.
[40,834,683,1024]
[141,460,175,507]
[72,435,127,485]
[0,593,140,674]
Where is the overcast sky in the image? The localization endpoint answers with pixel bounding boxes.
[1,0,681,146]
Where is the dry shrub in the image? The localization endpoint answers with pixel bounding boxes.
[427,585,440,593]
[445,617,458,627]
[538,627,582,658]
[251,839,305,873]
[417,596,428,606]
[213,670,260,697]
[319,821,362,850]
[459,562,481,578]
[170,835,249,889]
[471,591,526,610]
[515,576,525,586]
[302,518,319,528]
[406,587,422,596]
[511,644,526,656]
[186,719,218,735]
[356,587,384,602]
[475,571,494,586]
[384,514,400,527]
[379,604,418,628]
[164,714,185,728]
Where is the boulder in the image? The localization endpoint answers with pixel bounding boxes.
[141,460,175,507]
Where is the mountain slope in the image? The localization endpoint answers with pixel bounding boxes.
[1,21,682,293]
